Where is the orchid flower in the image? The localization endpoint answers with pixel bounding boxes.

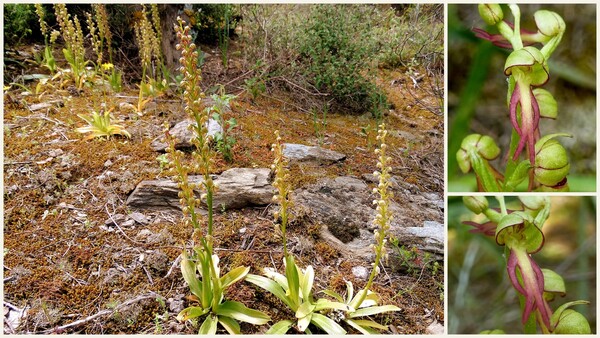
[462,196,591,334]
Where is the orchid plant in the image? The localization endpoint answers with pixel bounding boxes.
[457,4,571,192]
[462,196,591,334]
[167,18,270,334]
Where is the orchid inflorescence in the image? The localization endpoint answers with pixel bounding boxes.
[457,4,571,192]
[463,196,591,334]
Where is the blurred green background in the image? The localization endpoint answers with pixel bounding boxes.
[448,4,596,192]
[448,196,596,334]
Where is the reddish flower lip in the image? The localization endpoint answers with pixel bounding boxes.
[507,249,552,329]
[510,82,541,164]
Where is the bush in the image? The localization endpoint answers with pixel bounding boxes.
[239,4,442,116]
[298,5,385,115]
[4,4,39,46]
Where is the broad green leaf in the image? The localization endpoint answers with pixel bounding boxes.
[346,318,383,334]
[245,274,294,309]
[345,281,354,304]
[199,252,213,308]
[285,255,301,307]
[296,301,316,319]
[297,311,312,332]
[314,298,353,312]
[177,306,209,321]
[216,300,270,325]
[220,266,249,288]
[199,315,218,335]
[321,289,344,303]
[349,305,401,318]
[263,267,289,291]
[300,265,314,300]
[350,319,389,330]
[349,289,368,310]
[266,320,294,334]
[311,313,347,335]
[180,251,203,299]
[218,315,241,334]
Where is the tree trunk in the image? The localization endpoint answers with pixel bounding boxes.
[158,4,192,72]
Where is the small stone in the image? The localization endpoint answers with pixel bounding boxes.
[168,298,185,313]
[239,227,247,234]
[129,212,150,225]
[104,213,126,226]
[352,266,369,280]
[135,229,153,241]
[48,149,64,157]
[119,102,136,113]
[426,320,444,335]
[104,159,113,167]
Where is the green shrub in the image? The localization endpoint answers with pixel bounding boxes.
[239,4,441,116]
[298,5,385,115]
[4,4,38,46]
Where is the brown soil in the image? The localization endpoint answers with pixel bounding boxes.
[3,45,443,334]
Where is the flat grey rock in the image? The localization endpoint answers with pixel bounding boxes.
[283,143,346,164]
[126,168,274,212]
[292,176,444,259]
[151,118,222,152]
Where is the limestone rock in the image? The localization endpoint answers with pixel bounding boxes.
[151,118,222,152]
[283,143,346,164]
[126,168,274,212]
[292,176,444,259]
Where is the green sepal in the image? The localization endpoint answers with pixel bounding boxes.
[541,268,565,302]
[495,211,545,253]
[550,300,590,330]
[533,88,557,119]
[552,309,591,334]
[504,46,549,86]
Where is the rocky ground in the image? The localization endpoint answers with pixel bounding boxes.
[3,46,444,334]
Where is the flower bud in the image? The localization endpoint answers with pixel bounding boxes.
[456,134,501,173]
[534,139,569,186]
[478,4,504,26]
[534,10,565,39]
[462,196,489,214]
[553,309,591,334]
[518,196,549,211]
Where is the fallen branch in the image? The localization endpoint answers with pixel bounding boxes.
[38,292,163,334]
